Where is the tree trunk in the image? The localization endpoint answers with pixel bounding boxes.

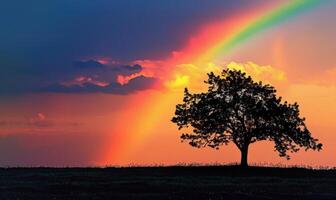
[240,145,249,167]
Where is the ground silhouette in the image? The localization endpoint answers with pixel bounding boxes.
[0,166,335,200]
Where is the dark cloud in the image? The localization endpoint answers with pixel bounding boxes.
[0,58,156,95]
[41,75,157,95]
[39,60,157,94]
[123,75,157,92]
[72,60,105,69]
[122,64,142,72]
[70,60,142,75]
[109,64,143,75]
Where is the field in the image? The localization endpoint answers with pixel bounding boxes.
[0,166,335,200]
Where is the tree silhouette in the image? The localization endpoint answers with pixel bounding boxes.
[172,69,322,167]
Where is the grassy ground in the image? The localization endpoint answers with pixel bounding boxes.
[0,166,335,200]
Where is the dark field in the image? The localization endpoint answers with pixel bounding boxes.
[0,166,335,200]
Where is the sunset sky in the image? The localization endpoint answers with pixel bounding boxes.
[0,0,335,167]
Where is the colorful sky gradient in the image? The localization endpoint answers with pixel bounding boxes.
[0,0,335,167]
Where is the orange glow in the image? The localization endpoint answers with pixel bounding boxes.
[95,0,336,167]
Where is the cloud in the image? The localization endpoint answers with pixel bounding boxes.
[122,75,158,93]
[72,60,105,69]
[41,75,157,95]
[165,74,190,90]
[70,60,143,76]
[162,61,289,92]
[48,60,157,94]
[227,61,287,84]
[52,60,157,94]
[0,59,158,95]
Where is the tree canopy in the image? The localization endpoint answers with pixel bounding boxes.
[172,69,322,167]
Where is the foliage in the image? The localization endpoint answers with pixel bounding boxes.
[172,69,322,165]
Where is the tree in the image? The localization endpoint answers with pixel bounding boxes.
[172,69,322,167]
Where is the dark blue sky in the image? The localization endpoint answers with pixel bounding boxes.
[0,0,265,95]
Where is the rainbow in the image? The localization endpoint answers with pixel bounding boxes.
[200,0,320,64]
[102,0,323,165]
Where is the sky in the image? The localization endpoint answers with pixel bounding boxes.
[0,0,335,167]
